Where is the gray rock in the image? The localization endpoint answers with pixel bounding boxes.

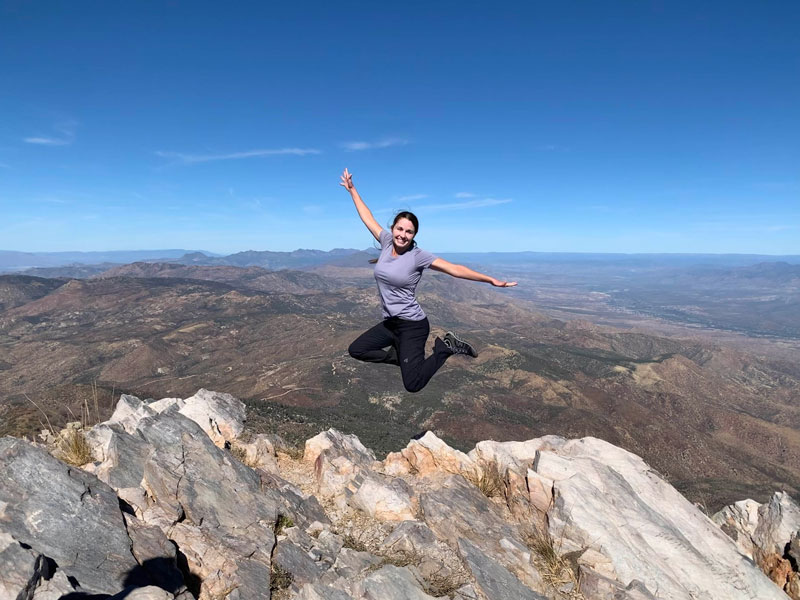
[295,583,355,600]
[382,521,437,556]
[419,475,541,591]
[0,437,138,595]
[123,513,186,595]
[94,424,152,490]
[107,394,158,434]
[31,569,77,600]
[361,564,437,600]
[0,530,51,600]
[109,586,175,600]
[260,470,331,530]
[458,538,546,600]
[331,547,382,579]
[275,539,328,587]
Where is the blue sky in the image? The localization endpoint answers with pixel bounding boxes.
[1,1,798,254]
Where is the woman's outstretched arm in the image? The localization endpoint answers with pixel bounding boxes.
[430,258,518,287]
[340,168,382,241]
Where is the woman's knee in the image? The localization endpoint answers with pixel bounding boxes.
[348,342,364,360]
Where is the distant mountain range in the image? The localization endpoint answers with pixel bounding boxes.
[3,248,799,274]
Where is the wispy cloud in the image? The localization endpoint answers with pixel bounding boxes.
[454,192,476,199]
[395,193,428,203]
[156,148,321,165]
[24,120,78,146]
[0,162,10,169]
[418,198,513,212]
[341,138,409,152]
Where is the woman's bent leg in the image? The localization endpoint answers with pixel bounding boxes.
[392,318,452,393]
[348,322,399,364]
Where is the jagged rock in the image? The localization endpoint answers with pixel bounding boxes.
[534,436,786,600]
[30,569,77,599]
[458,538,547,600]
[0,531,53,600]
[384,431,476,477]
[382,521,437,556]
[347,472,417,521]
[305,430,376,507]
[305,429,376,466]
[714,492,800,598]
[295,583,355,599]
[233,433,279,472]
[107,393,157,433]
[330,547,382,579]
[0,437,139,595]
[419,474,543,593]
[178,388,246,448]
[753,491,800,558]
[361,564,437,600]
[260,471,331,531]
[91,423,152,490]
[275,538,328,587]
[712,497,761,559]
[124,513,187,595]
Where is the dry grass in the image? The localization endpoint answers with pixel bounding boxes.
[464,462,504,498]
[524,527,585,600]
[55,428,94,466]
[341,533,368,552]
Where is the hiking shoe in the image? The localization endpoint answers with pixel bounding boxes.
[443,331,478,357]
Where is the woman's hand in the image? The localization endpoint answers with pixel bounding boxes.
[489,278,518,287]
[340,168,354,191]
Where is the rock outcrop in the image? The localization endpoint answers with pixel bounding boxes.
[715,491,800,598]
[0,389,794,599]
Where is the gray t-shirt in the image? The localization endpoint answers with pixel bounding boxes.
[374,229,437,321]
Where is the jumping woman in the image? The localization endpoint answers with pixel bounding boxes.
[341,168,517,393]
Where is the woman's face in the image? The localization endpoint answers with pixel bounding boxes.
[391,218,416,252]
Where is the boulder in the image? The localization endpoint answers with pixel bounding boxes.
[534,436,786,600]
[178,388,246,448]
[0,437,138,595]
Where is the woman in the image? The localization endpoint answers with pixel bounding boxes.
[341,168,517,393]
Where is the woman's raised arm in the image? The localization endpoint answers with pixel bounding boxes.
[430,258,518,287]
[340,168,382,241]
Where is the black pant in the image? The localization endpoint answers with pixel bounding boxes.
[348,317,452,393]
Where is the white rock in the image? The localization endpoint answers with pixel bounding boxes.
[178,388,246,448]
[535,436,786,600]
[107,394,156,434]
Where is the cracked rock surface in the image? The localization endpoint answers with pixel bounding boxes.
[1,389,796,600]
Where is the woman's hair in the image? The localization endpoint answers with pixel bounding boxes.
[369,211,420,263]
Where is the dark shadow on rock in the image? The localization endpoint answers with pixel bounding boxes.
[57,555,187,600]
[122,557,185,592]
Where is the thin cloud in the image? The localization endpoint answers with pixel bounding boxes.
[454,192,476,199]
[395,194,428,202]
[0,162,10,169]
[418,198,513,212]
[341,138,409,152]
[24,120,77,146]
[156,148,321,165]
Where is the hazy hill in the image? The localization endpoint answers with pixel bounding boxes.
[1,271,799,511]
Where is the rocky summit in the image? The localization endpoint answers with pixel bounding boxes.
[2,390,799,600]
